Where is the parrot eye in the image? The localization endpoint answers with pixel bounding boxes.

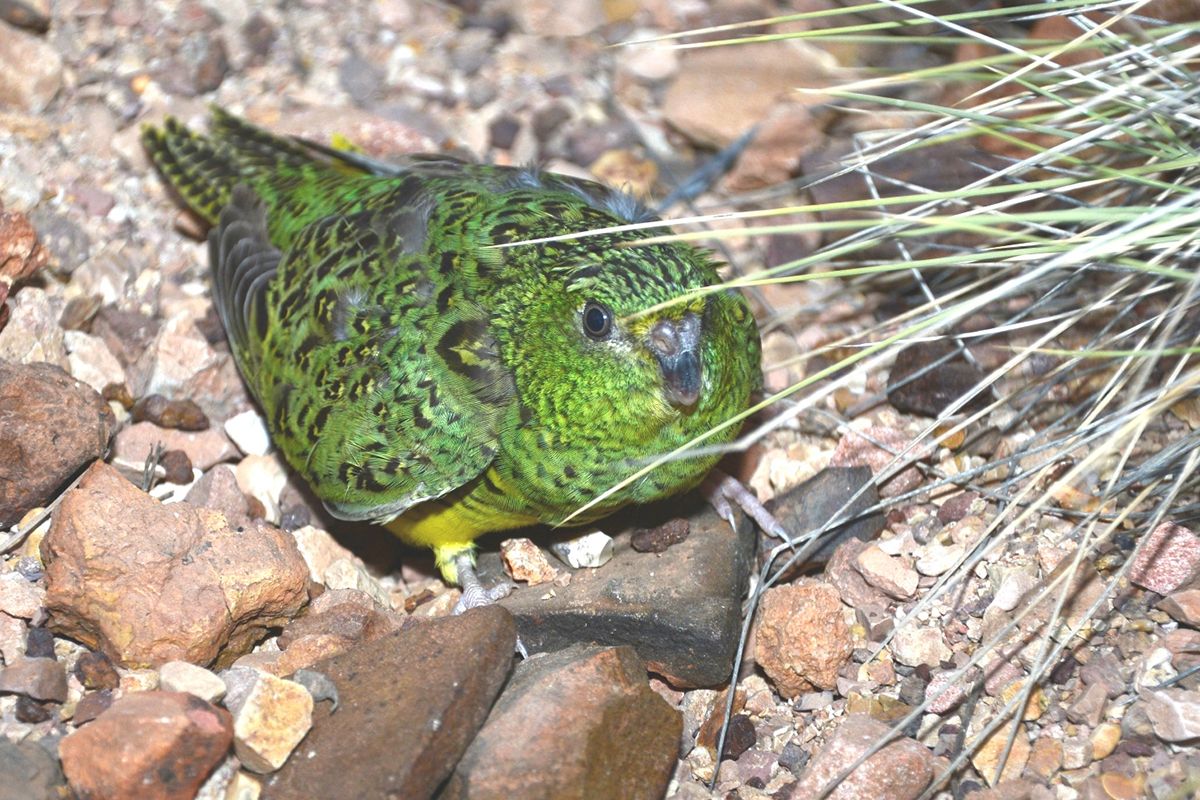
[582,302,613,339]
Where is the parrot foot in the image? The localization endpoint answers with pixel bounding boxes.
[702,470,792,544]
[452,554,515,615]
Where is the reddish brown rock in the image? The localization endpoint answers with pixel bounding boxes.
[1130,522,1200,595]
[1161,588,1200,628]
[1144,688,1200,743]
[113,420,239,472]
[0,361,115,527]
[826,538,890,609]
[830,425,930,498]
[59,691,233,800]
[442,644,680,800]
[756,580,854,699]
[855,544,919,600]
[74,651,120,690]
[789,714,934,799]
[0,210,48,285]
[662,40,832,148]
[183,463,253,524]
[71,689,115,726]
[265,588,406,676]
[0,655,67,702]
[41,462,309,668]
[262,606,516,800]
[131,393,210,431]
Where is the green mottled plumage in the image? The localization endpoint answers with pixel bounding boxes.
[143,109,761,581]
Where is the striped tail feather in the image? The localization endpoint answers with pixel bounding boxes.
[140,116,243,225]
[141,108,331,226]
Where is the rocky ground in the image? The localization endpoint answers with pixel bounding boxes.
[2,0,1200,799]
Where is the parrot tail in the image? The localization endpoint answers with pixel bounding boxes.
[141,107,319,226]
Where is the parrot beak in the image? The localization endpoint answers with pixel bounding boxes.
[648,312,702,408]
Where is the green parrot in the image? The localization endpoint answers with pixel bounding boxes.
[142,109,781,609]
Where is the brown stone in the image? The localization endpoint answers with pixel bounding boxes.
[755,580,854,698]
[498,504,755,687]
[663,40,833,148]
[113,420,239,472]
[183,464,253,524]
[442,644,680,799]
[1161,588,1200,628]
[59,691,233,800]
[71,689,115,726]
[789,714,934,799]
[829,425,930,498]
[1024,735,1062,781]
[268,588,406,676]
[262,606,516,800]
[0,210,48,285]
[41,462,309,668]
[826,538,889,609]
[0,656,67,701]
[131,393,210,431]
[0,361,116,528]
[74,650,120,690]
[855,544,919,600]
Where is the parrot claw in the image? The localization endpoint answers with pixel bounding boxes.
[453,554,515,615]
[702,471,793,544]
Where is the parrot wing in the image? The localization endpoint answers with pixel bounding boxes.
[210,184,513,524]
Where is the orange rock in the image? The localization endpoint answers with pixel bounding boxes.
[791,714,934,799]
[59,691,232,800]
[443,644,681,800]
[756,580,854,698]
[42,461,309,668]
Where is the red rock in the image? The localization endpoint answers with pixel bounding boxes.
[826,538,889,609]
[59,691,233,800]
[756,580,854,698]
[0,361,116,528]
[442,644,681,800]
[262,606,516,799]
[1129,522,1200,595]
[0,571,44,619]
[789,715,934,799]
[724,103,822,191]
[41,462,309,668]
[267,588,406,676]
[855,544,919,600]
[1161,588,1200,627]
[1144,688,1200,742]
[0,210,48,285]
[183,464,252,523]
[0,656,67,701]
[71,689,115,726]
[830,425,930,498]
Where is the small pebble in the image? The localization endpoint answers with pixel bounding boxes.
[549,531,614,568]
[225,409,273,456]
[159,660,227,704]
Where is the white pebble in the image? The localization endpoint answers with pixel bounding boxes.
[550,531,613,569]
[225,409,272,456]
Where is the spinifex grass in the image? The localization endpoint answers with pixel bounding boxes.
[602,1,1200,796]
